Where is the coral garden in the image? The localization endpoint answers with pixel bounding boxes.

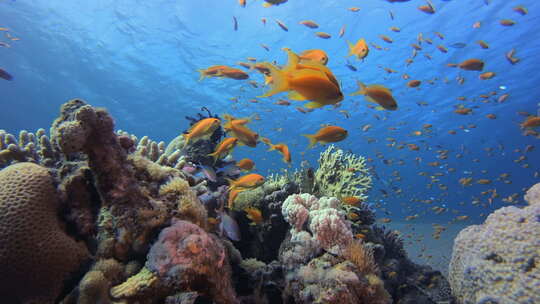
[0,99,537,303]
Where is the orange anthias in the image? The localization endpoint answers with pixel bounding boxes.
[208,137,238,163]
[268,143,291,163]
[228,174,265,191]
[302,126,348,148]
[299,49,328,65]
[347,38,369,60]
[258,48,343,109]
[183,118,221,145]
[223,115,259,147]
[350,81,398,111]
[236,158,255,171]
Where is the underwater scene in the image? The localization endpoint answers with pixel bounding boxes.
[0,0,539,303]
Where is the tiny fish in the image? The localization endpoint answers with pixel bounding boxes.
[299,20,318,29]
[449,42,466,48]
[315,32,331,39]
[339,26,345,38]
[345,61,357,71]
[275,19,289,31]
[0,68,13,81]
[233,16,238,31]
[500,19,516,26]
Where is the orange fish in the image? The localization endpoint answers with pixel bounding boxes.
[351,81,398,111]
[389,26,401,32]
[303,126,348,148]
[477,40,489,49]
[513,5,528,16]
[500,19,516,26]
[379,35,393,43]
[197,65,229,81]
[228,189,241,209]
[299,20,319,29]
[258,48,343,109]
[348,7,360,12]
[521,116,540,129]
[268,143,291,163]
[236,158,255,171]
[228,174,265,191]
[347,38,369,60]
[454,108,472,115]
[418,1,435,14]
[407,80,421,88]
[238,0,246,7]
[315,32,331,39]
[479,72,495,80]
[220,67,249,80]
[183,118,221,145]
[437,45,448,53]
[208,137,238,163]
[448,59,484,71]
[505,49,520,65]
[223,115,259,147]
[341,196,362,206]
[299,49,329,65]
[244,207,264,225]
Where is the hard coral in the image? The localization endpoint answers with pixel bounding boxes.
[0,162,89,303]
[448,182,540,303]
[112,220,238,303]
[313,145,372,201]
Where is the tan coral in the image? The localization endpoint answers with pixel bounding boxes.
[0,162,89,303]
[110,267,159,299]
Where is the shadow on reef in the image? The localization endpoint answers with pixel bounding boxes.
[0,98,473,304]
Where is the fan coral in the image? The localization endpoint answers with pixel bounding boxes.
[448,182,540,303]
[0,162,89,303]
[313,145,372,201]
[343,240,380,275]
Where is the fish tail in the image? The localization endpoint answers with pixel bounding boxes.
[282,48,300,73]
[302,134,317,149]
[197,69,207,81]
[228,189,239,209]
[208,151,220,163]
[350,80,367,96]
[346,40,354,56]
[182,133,190,146]
[257,63,289,98]
[267,144,276,152]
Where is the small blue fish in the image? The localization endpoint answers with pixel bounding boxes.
[449,42,467,48]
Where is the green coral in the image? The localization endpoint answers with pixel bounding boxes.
[313,145,372,201]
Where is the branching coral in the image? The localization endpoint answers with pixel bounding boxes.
[313,145,372,201]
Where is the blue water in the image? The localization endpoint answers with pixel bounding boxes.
[1,0,539,226]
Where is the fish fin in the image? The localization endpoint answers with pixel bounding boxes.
[346,40,354,56]
[207,151,220,164]
[375,106,385,111]
[288,91,307,101]
[282,48,300,73]
[197,70,206,81]
[257,63,289,98]
[365,96,377,104]
[350,80,366,96]
[447,63,458,67]
[302,134,317,149]
[304,101,325,109]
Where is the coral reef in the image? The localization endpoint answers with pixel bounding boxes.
[313,145,372,202]
[0,99,458,303]
[0,162,89,303]
[448,182,540,304]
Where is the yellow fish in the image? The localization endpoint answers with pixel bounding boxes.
[183,118,221,145]
[347,38,369,60]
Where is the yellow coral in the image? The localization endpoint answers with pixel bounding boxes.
[110,267,158,299]
[314,145,372,201]
[159,177,190,196]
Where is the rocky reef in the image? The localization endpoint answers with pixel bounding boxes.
[449,182,540,304]
[0,99,455,303]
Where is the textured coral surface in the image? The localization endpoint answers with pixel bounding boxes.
[449,182,540,304]
[0,162,89,304]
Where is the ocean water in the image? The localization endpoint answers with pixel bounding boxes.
[1,0,539,271]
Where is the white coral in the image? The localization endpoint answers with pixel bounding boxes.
[448,182,540,304]
[309,208,353,255]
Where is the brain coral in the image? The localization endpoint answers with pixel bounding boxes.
[0,162,89,303]
[448,182,540,304]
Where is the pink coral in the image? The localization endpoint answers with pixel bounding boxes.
[146,220,237,303]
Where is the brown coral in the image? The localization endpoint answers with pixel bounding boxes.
[0,162,89,303]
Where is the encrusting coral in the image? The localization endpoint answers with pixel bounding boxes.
[111,220,238,303]
[448,182,540,304]
[0,162,89,303]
